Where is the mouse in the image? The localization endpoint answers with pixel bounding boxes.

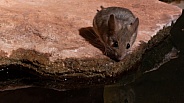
[93,6,139,61]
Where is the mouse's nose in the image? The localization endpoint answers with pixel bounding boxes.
[114,52,123,61]
[114,52,118,57]
[116,53,126,61]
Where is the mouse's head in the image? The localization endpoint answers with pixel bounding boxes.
[105,14,139,61]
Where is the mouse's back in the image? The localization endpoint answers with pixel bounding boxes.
[93,7,136,38]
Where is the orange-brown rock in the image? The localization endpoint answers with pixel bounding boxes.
[0,0,182,85]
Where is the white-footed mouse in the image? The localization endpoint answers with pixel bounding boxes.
[93,6,139,61]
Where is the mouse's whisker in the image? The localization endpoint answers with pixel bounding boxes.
[86,29,99,38]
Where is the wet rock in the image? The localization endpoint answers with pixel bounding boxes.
[171,9,184,53]
[0,0,182,89]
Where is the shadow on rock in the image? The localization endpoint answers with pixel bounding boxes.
[79,27,122,61]
[79,27,104,53]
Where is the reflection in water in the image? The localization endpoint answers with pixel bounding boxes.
[103,55,184,103]
[0,87,104,103]
[0,53,183,103]
[104,85,135,103]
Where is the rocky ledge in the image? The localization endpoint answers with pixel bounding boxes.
[0,0,182,90]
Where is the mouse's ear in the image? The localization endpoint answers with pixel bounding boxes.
[127,18,139,33]
[100,6,105,10]
[108,14,116,35]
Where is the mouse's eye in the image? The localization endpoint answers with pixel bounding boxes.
[126,43,130,49]
[112,41,119,48]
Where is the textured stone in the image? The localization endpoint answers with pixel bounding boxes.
[0,0,182,83]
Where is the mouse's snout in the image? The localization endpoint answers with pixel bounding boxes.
[116,53,126,61]
[108,51,127,62]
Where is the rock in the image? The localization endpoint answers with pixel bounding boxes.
[171,9,184,53]
[0,0,182,89]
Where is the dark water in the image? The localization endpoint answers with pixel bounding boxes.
[0,53,183,103]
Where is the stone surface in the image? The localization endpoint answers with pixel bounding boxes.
[171,1,184,9]
[0,0,182,84]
